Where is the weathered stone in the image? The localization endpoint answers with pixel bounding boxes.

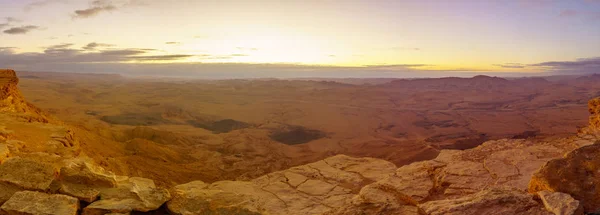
[537,190,583,215]
[529,143,600,213]
[83,177,170,214]
[167,180,263,215]
[0,182,21,205]
[58,158,117,202]
[0,144,9,163]
[0,191,79,215]
[59,157,117,187]
[590,98,600,132]
[0,157,57,191]
[167,155,397,215]
[59,183,100,202]
[419,189,551,215]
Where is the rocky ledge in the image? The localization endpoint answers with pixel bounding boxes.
[0,69,47,122]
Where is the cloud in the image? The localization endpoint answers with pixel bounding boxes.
[165,42,180,45]
[3,25,40,34]
[5,17,21,23]
[493,63,526,69]
[73,0,117,18]
[82,42,114,50]
[73,0,148,18]
[0,47,17,52]
[0,17,21,30]
[46,43,74,49]
[24,0,69,11]
[530,57,600,74]
[99,49,147,56]
[559,9,578,17]
[0,43,194,66]
[127,55,194,61]
[74,6,117,18]
[362,64,429,69]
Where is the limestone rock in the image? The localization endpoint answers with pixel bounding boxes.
[0,191,79,215]
[0,182,21,205]
[0,144,9,163]
[0,69,47,121]
[168,154,397,215]
[529,143,600,213]
[82,177,170,214]
[58,158,117,202]
[589,97,600,132]
[60,183,101,203]
[0,157,57,191]
[167,180,263,215]
[537,190,583,215]
[418,189,551,215]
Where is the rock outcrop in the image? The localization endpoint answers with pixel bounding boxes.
[0,69,47,122]
[82,177,171,214]
[418,188,550,215]
[589,97,600,133]
[529,142,600,213]
[167,155,397,215]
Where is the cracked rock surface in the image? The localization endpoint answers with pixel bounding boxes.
[167,154,397,215]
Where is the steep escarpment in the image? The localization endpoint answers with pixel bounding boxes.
[0,69,47,122]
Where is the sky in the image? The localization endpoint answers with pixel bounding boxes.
[0,0,599,78]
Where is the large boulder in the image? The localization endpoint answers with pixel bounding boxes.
[529,142,600,213]
[58,158,118,202]
[0,191,79,215]
[418,189,551,215]
[0,157,57,191]
[82,177,170,214]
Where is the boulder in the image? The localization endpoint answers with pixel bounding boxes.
[418,189,551,215]
[0,191,79,215]
[0,157,57,191]
[58,158,117,202]
[537,190,583,215]
[82,177,170,214]
[529,143,600,213]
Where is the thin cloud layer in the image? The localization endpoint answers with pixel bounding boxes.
[493,63,526,69]
[83,42,114,50]
[3,25,40,34]
[74,0,117,18]
[0,43,194,66]
[531,57,600,73]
